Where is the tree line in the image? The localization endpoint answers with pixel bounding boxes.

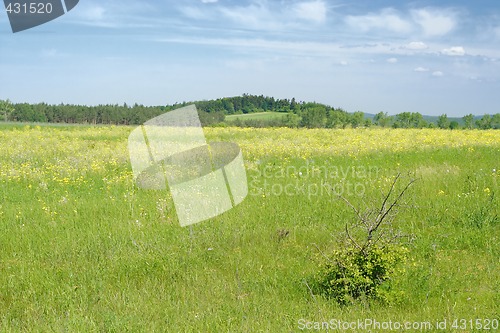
[372,112,500,130]
[0,96,498,129]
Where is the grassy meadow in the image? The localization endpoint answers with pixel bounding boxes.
[225,112,287,122]
[0,124,498,332]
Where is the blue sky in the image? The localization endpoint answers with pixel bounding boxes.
[1,0,499,116]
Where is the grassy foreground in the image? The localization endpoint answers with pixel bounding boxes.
[0,125,498,332]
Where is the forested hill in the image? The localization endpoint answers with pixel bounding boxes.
[191,94,302,114]
[0,95,498,129]
[0,94,344,126]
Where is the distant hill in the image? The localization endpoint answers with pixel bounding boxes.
[1,95,498,129]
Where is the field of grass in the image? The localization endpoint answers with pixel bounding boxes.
[225,111,287,122]
[0,124,498,332]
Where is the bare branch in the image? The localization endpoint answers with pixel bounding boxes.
[375,177,416,232]
[339,173,417,253]
[303,279,317,303]
[312,243,335,265]
[375,173,401,224]
[338,195,365,224]
[345,223,363,252]
[369,228,388,248]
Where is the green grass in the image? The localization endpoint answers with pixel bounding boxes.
[0,125,498,332]
[225,111,287,121]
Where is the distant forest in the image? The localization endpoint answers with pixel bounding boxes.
[0,95,499,129]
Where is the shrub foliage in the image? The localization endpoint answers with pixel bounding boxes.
[311,174,416,304]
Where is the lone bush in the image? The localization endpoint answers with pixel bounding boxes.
[313,244,408,304]
[310,173,416,304]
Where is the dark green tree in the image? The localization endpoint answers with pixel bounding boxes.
[490,113,500,129]
[350,111,365,128]
[374,112,391,127]
[462,114,475,129]
[437,114,450,129]
[449,121,460,130]
[409,112,427,128]
[0,99,15,121]
[290,98,298,112]
[327,109,349,128]
[284,112,301,128]
[475,114,492,129]
[301,105,327,128]
[394,112,412,128]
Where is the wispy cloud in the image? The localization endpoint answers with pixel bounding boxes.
[78,5,106,22]
[405,41,428,50]
[345,8,412,34]
[442,46,466,56]
[414,67,444,77]
[69,1,157,28]
[411,8,458,37]
[155,36,344,56]
[154,36,428,60]
[40,49,67,58]
[292,1,328,24]
[218,2,277,30]
[414,67,430,72]
[178,0,329,31]
[495,26,500,38]
[179,6,209,20]
[344,7,459,39]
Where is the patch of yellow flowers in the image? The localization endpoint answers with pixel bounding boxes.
[0,125,499,185]
[0,125,132,185]
[207,127,500,160]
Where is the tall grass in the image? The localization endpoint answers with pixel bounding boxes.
[0,125,498,331]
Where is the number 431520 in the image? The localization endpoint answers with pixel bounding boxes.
[452,319,499,330]
[5,2,54,14]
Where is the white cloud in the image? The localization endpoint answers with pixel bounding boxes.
[414,67,430,72]
[41,49,60,58]
[292,1,327,24]
[70,2,157,28]
[387,57,398,63]
[406,41,428,50]
[432,71,444,77]
[411,8,457,37]
[345,8,413,34]
[344,7,460,38]
[179,6,209,20]
[340,61,348,66]
[206,0,329,31]
[218,2,275,29]
[442,46,466,56]
[156,36,412,60]
[71,4,119,28]
[201,0,218,3]
[79,5,105,21]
